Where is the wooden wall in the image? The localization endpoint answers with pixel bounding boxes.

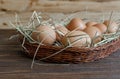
[0,0,120,29]
[1,0,120,13]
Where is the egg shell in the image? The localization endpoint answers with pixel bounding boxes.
[31,26,56,45]
[94,23,107,33]
[93,36,102,44]
[86,22,97,27]
[55,26,69,41]
[66,18,86,31]
[103,20,119,33]
[61,31,91,47]
[84,26,102,39]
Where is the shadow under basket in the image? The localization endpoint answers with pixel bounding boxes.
[22,38,120,63]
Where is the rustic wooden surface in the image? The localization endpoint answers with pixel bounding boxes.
[1,0,120,13]
[0,30,120,79]
[1,0,120,79]
[1,0,120,29]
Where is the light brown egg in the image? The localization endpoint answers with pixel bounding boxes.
[93,36,102,44]
[31,26,56,45]
[84,26,102,39]
[61,31,91,47]
[66,18,86,31]
[94,23,107,33]
[55,26,69,41]
[86,22,97,27]
[84,26,102,44]
[103,20,119,33]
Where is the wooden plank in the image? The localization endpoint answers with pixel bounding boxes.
[1,0,120,13]
[1,0,120,29]
[1,11,120,29]
[0,29,120,79]
[0,72,120,79]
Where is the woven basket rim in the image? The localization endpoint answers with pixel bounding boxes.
[21,36,120,63]
[24,37,119,53]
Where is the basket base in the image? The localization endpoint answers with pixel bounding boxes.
[22,38,120,63]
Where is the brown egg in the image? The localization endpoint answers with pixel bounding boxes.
[103,20,119,33]
[66,18,86,31]
[61,31,91,47]
[31,26,56,45]
[55,26,69,41]
[94,23,107,33]
[84,26,102,44]
[86,22,97,27]
[93,36,102,44]
[84,26,101,38]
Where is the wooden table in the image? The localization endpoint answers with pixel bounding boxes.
[0,29,120,79]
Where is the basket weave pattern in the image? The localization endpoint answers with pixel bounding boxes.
[23,38,120,63]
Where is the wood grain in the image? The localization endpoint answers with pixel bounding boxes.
[0,0,120,13]
[0,29,120,79]
[0,0,120,79]
[1,0,120,29]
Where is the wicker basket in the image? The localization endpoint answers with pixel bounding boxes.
[14,11,120,63]
[21,37,120,63]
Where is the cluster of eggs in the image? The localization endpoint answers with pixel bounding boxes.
[31,18,119,47]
